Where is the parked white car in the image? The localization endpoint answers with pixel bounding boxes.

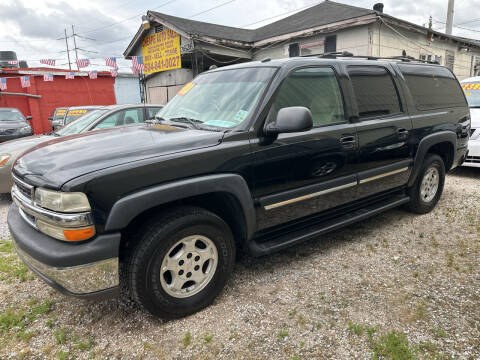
[461,77,480,168]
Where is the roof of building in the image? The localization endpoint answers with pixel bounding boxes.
[125,0,480,56]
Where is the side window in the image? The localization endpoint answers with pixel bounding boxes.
[272,67,345,127]
[123,109,143,124]
[147,107,161,120]
[348,66,402,119]
[94,112,122,129]
[398,64,467,110]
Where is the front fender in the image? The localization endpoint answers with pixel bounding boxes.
[104,174,256,239]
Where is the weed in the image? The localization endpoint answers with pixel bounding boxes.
[203,333,214,343]
[297,314,306,327]
[288,308,297,319]
[366,326,377,341]
[56,350,69,360]
[413,271,419,278]
[412,303,428,322]
[371,332,416,360]
[447,253,454,268]
[75,337,94,351]
[433,327,447,338]
[315,323,322,329]
[278,330,289,341]
[182,331,191,347]
[419,232,425,238]
[348,321,364,336]
[55,328,67,345]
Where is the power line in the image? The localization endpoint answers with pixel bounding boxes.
[189,0,236,18]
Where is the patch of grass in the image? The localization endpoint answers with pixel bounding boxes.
[203,333,213,343]
[0,307,27,332]
[371,331,416,360]
[56,350,70,360]
[419,232,425,238]
[412,303,428,322]
[447,253,454,268]
[0,252,30,282]
[432,327,447,338]
[288,308,297,319]
[75,337,94,351]
[55,328,67,345]
[366,326,377,341]
[45,319,54,328]
[315,323,322,329]
[277,330,289,341]
[413,271,419,278]
[348,321,364,336]
[0,240,14,253]
[297,314,306,327]
[182,331,191,347]
[0,300,53,338]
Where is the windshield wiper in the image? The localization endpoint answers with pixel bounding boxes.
[168,117,203,130]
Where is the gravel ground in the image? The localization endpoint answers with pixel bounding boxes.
[0,168,479,360]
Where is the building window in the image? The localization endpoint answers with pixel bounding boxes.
[324,35,337,53]
[348,66,402,118]
[289,43,300,57]
[155,24,164,33]
[445,50,455,71]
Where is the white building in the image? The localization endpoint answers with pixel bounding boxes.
[124,1,480,104]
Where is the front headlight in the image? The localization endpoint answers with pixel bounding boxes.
[18,126,32,135]
[0,154,10,167]
[34,188,91,213]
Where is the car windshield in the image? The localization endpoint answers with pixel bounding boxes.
[156,67,277,129]
[0,109,24,121]
[53,109,67,120]
[56,109,107,136]
[461,82,480,108]
[64,109,94,125]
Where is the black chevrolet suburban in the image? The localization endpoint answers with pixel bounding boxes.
[8,56,470,318]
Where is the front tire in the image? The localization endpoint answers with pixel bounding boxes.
[407,154,445,214]
[126,206,235,319]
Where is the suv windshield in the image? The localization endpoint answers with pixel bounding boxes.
[156,67,277,129]
[0,109,24,121]
[462,82,480,108]
[56,109,107,136]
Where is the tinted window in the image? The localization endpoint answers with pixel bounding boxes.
[398,64,467,110]
[348,66,401,119]
[272,67,345,127]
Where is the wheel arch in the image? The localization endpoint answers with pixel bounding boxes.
[408,131,456,187]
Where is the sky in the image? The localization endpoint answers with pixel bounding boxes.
[0,0,479,72]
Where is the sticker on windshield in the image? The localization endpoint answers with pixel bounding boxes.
[177,82,196,96]
[233,110,249,123]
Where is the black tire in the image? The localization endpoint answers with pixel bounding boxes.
[407,153,445,214]
[126,206,235,319]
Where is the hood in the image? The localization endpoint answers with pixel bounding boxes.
[0,135,53,155]
[14,125,224,188]
[469,108,480,129]
[0,120,28,130]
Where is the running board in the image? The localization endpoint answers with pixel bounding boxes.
[248,195,410,256]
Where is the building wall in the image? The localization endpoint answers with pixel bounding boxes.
[114,75,141,104]
[145,68,193,104]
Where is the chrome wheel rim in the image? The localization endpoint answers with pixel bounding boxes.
[420,167,439,203]
[160,235,218,298]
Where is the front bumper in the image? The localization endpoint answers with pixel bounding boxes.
[463,139,480,168]
[8,203,121,299]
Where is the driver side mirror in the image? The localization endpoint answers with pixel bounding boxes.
[48,116,53,121]
[264,106,313,136]
[26,116,32,121]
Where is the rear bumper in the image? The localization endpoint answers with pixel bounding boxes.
[463,139,480,168]
[8,203,121,299]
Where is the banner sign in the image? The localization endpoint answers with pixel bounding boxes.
[142,29,181,74]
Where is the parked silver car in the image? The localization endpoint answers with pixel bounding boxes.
[0,104,163,193]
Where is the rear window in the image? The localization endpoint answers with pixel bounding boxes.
[348,66,402,119]
[398,64,467,110]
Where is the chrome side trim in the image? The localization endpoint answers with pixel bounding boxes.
[359,167,409,184]
[14,242,119,294]
[12,187,93,228]
[264,182,357,210]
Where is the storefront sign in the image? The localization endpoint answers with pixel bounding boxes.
[142,29,182,74]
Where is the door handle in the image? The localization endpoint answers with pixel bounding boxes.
[396,128,409,139]
[340,135,356,149]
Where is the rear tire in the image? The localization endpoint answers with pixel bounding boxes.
[126,206,235,319]
[407,153,445,214]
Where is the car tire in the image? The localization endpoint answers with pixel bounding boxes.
[126,206,235,319]
[406,153,445,214]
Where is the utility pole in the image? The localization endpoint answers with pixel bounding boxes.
[446,0,454,35]
[64,28,71,70]
[72,25,79,70]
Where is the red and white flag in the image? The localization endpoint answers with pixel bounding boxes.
[105,57,117,67]
[43,73,54,82]
[0,78,6,90]
[20,76,30,88]
[40,59,56,66]
[110,68,118,77]
[65,72,75,80]
[76,58,90,68]
[88,70,97,79]
[131,66,139,77]
[7,60,18,65]
[132,56,144,72]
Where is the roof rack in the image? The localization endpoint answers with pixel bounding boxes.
[315,51,440,65]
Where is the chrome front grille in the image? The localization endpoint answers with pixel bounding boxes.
[465,155,480,164]
[12,175,33,201]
